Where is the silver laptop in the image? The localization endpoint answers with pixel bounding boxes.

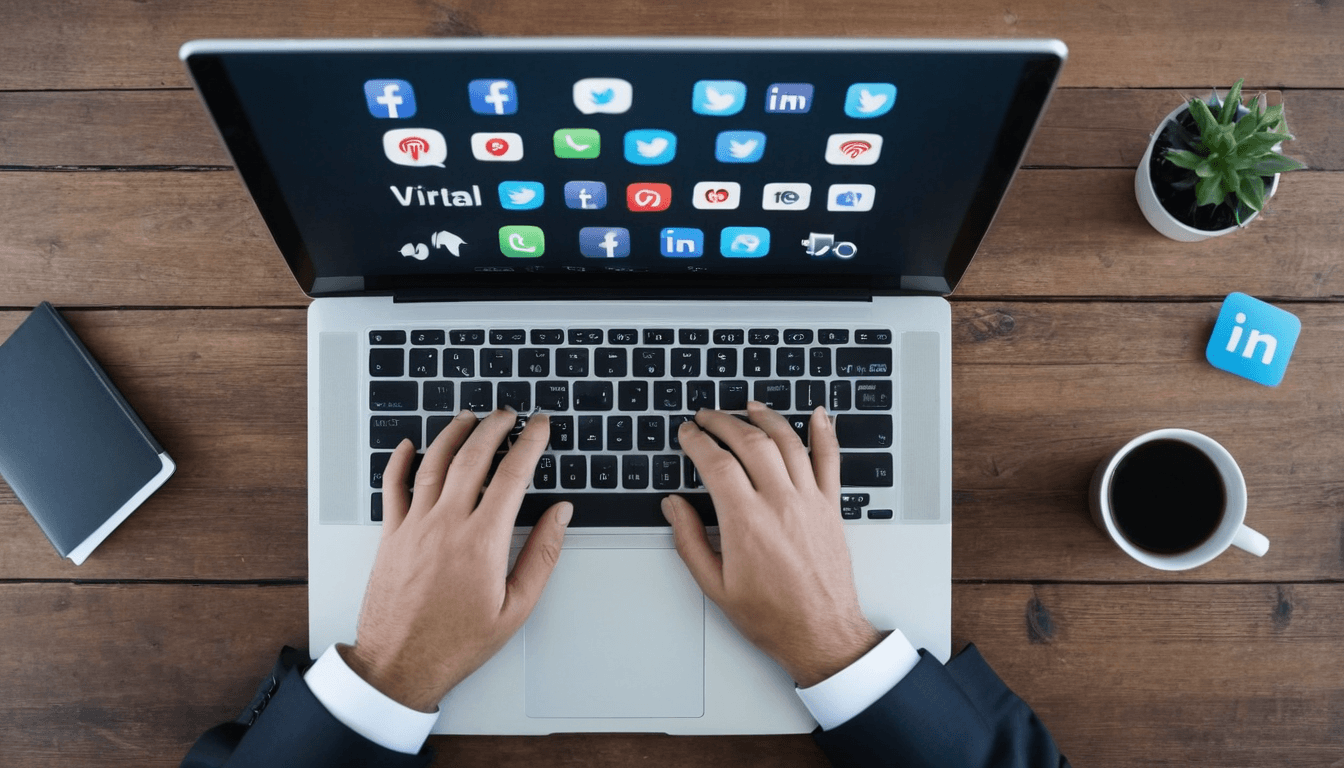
[182,37,1065,735]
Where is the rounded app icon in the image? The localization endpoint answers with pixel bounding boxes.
[627,182,672,212]
[573,78,633,114]
[715,131,766,163]
[692,181,741,210]
[382,128,446,167]
[660,228,705,258]
[564,181,608,210]
[762,182,812,210]
[365,79,416,119]
[827,184,876,212]
[624,129,677,165]
[498,181,544,210]
[471,132,523,161]
[720,227,770,258]
[468,79,518,115]
[825,133,883,165]
[554,128,601,159]
[499,225,545,258]
[844,83,897,118]
[579,227,631,258]
[692,80,746,116]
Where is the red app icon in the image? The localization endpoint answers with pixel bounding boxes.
[626,182,672,212]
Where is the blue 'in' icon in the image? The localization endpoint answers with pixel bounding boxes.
[765,83,813,113]
[364,79,416,119]
[660,228,704,258]
[1205,292,1301,386]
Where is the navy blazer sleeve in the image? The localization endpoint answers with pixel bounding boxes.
[181,647,432,768]
[814,644,1069,768]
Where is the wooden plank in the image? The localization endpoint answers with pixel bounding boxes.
[2,582,1339,766]
[2,1,1344,90]
[2,89,1338,171]
[0,170,1341,308]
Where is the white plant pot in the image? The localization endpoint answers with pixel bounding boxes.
[1135,102,1281,242]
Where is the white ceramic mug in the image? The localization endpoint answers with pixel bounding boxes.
[1089,429,1269,570]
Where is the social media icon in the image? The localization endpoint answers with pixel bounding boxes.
[471,132,523,162]
[468,79,519,115]
[624,129,677,165]
[720,227,770,258]
[498,181,544,210]
[692,181,741,210]
[765,83,813,113]
[801,232,857,259]
[382,128,447,167]
[579,227,631,258]
[573,78,633,114]
[627,182,672,212]
[715,131,766,163]
[364,79,416,119]
[554,128,601,159]
[692,80,746,116]
[1205,292,1301,386]
[827,184,876,212]
[498,225,545,258]
[762,182,812,210]
[825,133,883,165]
[564,181,608,210]
[660,228,704,258]
[844,83,897,118]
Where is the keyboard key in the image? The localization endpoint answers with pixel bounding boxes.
[855,381,894,410]
[557,348,589,377]
[644,329,675,345]
[512,492,717,528]
[423,381,454,411]
[819,329,849,345]
[410,330,445,345]
[370,415,421,449]
[622,455,650,489]
[573,381,613,411]
[748,329,779,345]
[654,381,682,411]
[707,348,738,377]
[370,381,417,411]
[549,416,574,451]
[719,380,749,410]
[836,414,894,448]
[536,381,570,411]
[443,349,475,378]
[754,380,792,410]
[668,415,694,449]
[840,452,894,487]
[679,329,710,345]
[785,414,810,446]
[783,329,813,345]
[369,348,404,377]
[795,380,825,411]
[842,493,871,506]
[867,509,894,520]
[560,456,587,489]
[409,348,437,377]
[634,348,666,377]
[592,455,619,489]
[714,329,744,345]
[534,454,557,489]
[776,348,806,377]
[810,348,832,377]
[607,416,633,451]
[671,348,700,377]
[836,348,893,377]
[743,348,771,377]
[531,329,564,345]
[842,493,869,517]
[461,381,492,412]
[569,328,604,345]
[653,455,681,490]
[370,452,392,488]
[370,330,406,345]
[595,347,628,377]
[480,348,512,377]
[490,329,527,345]
[497,382,531,412]
[578,416,603,450]
[841,505,862,520]
[855,329,893,344]
[371,493,383,522]
[830,380,852,411]
[427,415,454,446]
[608,329,639,345]
[450,330,485,345]
[687,381,715,411]
[638,415,665,451]
[684,457,703,489]
[518,348,550,377]
[618,381,649,411]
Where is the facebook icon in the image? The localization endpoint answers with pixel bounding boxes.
[468,79,518,115]
[579,227,630,259]
[364,79,416,119]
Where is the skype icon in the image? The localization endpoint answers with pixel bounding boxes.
[720,227,771,258]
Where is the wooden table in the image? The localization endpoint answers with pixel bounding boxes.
[2,2,1341,765]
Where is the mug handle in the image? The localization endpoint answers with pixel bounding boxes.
[1232,524,1270,557]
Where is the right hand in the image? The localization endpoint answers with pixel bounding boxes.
[663,402,883,688]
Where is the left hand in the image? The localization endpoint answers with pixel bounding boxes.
[341,410,572,712]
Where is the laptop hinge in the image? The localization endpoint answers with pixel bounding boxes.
[388,288,875,303]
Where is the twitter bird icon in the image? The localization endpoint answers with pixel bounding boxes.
[844,83,897,118]
[715,130,766,163]
[497,181,545,210]
[692,80,746,116]
[624,129,678,165]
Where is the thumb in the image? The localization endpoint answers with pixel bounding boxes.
[502,501,572,626]
[662,495,724,602]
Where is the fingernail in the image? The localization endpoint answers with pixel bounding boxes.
[557,502,573,527]
[398,438,413,450]
[747,400,764,410]
[660,497,675,525]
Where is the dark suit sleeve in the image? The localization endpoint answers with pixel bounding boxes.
[813,644,1069,768]
[181,647,433,768]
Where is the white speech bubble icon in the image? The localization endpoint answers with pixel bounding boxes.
[383,128,447,167]
[573,78,632,114]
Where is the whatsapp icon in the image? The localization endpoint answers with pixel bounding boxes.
[498,226,545,258]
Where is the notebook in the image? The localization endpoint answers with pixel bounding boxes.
[182,37,1065,734]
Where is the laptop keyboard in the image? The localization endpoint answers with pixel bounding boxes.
[365,326,897,526]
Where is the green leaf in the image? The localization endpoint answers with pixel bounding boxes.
[1188,99,1218,139]
[1239,174,1265,212]
[1233,110,1259,141]
[1196,176,1226,207]
[1238,132,1288,156]
[1251,155,1307,174]
[1261,103,1284,130]
[1217,80,1244,124]
[1165,149,1204,170]
[1195,159,1216,178]
[1223,169,1241,196]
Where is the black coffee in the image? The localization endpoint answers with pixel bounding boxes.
[1109,439,1226,554]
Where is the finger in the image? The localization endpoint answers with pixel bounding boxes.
[440,409,516,513]
[501,501,572,627]
[662,495,724,603]
[380,439,416,536]
[693,408,792,491]
[809,407,841,501]
[411,410,477,516]
[678,417,755,502]
[478,413,551,532]
[745,400,816,490]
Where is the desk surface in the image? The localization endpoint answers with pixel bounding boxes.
[2,2,1342,765]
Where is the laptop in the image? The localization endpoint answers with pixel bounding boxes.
[181,37,1065,735]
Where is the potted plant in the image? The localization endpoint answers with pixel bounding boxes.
[1136,79,1306,242]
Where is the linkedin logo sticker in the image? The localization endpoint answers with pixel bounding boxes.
[1205,292,1301,387]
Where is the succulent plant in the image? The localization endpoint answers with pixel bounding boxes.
[1162,79,1306,224]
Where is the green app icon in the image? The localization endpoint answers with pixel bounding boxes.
[499,225,545,258]
[553,128,601,159]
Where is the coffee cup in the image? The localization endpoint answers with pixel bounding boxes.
[1089,429,1268,570]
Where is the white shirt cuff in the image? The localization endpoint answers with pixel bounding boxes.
[303,644,440,755]
[794,629,922,731]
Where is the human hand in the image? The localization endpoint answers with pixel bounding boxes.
[663,402,882,688]
[341,410,572,712]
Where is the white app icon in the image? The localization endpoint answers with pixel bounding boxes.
[824,133,884,166]
[383,128,447,167]
[573,78,633,114]
[762,182,812,210]
[692,181,741,210]
[471,132,524,162]
[827,184,876,212]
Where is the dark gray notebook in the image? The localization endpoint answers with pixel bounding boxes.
[0,303,175,564]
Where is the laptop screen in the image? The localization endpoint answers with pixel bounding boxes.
[183,39,1064,299]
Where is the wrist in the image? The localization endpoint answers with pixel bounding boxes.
[787,621,886,688]
[339,643,440,713]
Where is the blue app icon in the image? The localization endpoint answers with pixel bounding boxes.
[765,83,814,113]
[624,129,678,165]
[364,79,416,119]
[660,228,704,258]
[497,181,544,210]
[579,227,630,259]
[720,227,770,258]
[715,130,766,163]
[844,83,897,118]
[692,80,746,116]
[1205,292,1301,387]
[468,79,518,115]
[564,181,607,210]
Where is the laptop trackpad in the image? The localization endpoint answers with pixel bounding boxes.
[524,547,705,718]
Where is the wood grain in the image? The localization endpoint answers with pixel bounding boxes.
[2,0,1343,90]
